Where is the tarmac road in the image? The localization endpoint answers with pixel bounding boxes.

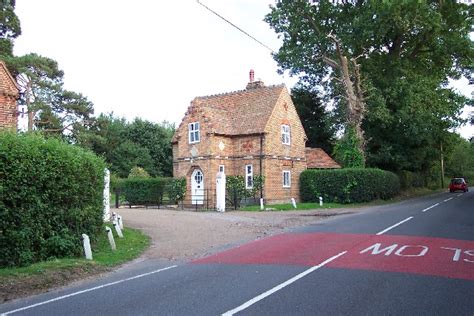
[1,189,473,315]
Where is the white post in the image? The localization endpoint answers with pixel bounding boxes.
[105,226,116,251]
[291,198,297,209]
[103,168,110,221]
[117,214,123,230]
[113,219,124,238]
[319,196,323,207]
[82,234,93,260]
[216,171,226,212]
[260,198,264,211]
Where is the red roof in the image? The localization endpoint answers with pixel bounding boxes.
[0,61,19,97]
[305,148,341,169]
[173,84,286,142]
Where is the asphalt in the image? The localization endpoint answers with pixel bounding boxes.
[1,189,473,316]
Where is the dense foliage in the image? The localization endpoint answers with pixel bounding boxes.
[0,132,106,267]
[226,175,264,208]
[266,1,472,182]
[291,85,336,154]
[76,114,174,177]
[116,177,185,206]
[300,168,400,203]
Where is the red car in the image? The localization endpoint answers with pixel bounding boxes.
[449,178,469,193]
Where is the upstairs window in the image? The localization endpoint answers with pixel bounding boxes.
[281,124,291,145]
[245,164,253,189]
[283,170,291,188]
[188,122,200,144]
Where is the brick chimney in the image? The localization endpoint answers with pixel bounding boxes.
[246,69,265,89]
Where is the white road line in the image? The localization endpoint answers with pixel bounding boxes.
[221,251,347,316]
[376,216,413,235]
[1,265,178,316]
[421,203,439,213]
[443,197,453,202]
[457,194,463,197]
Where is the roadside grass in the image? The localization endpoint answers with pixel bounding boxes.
[0,227,150,278]
[240,187,446,212]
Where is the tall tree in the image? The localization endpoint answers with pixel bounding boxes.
[11,53,94,135]
[75,114,175,177]
[0,0,20,57]
[266,0,472,175]
[291,85,336,153]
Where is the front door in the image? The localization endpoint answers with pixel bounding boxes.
[191,169,204,205]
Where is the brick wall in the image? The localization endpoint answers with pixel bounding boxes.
[0,94,17,129]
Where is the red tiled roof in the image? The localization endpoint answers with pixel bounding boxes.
[305,148,341,169]
[0,61,19,97]
[173,84,286,142]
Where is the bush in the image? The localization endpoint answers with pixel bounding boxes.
[0,132,106,267]
[300,168,400,204]
[128,166,150,179]
[166,178,186,203]
[226,175,264,208]
[122,177,171,206]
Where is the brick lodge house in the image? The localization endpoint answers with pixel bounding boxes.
[172,70,339,206]
[0,61,19,129]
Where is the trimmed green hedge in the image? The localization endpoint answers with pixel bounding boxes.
[0,132,106,267]
[113,177,186,206]
[300,168,400,204]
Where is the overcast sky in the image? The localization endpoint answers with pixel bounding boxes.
[14,0,473,139]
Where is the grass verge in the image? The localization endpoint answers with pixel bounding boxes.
[0,227,150,303]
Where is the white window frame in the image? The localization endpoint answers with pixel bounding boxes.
[281,124,291,145]
[219,165,225,173]
[283,170,291,188]
[188,122,200,144]
[245,164,253,189]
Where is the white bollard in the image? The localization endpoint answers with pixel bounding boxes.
[82,234,93,260]
[260,198,264,211]
[103,168,111,221]
[113,219,124,238]
[117,214,123,230]
[105,226,116,251]
[216,171,226,212]
[319,196,323,207]
[291,198,297,209]
[112,211,117,221]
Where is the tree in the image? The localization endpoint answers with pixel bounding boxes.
[125,119,175,177]
[109,141,154,178]
[11,53,95,135]
[266,1,472,175]
[291,85,336,153]
[1,4,95,136]
[74,113,175,177]
[0,0,21,57]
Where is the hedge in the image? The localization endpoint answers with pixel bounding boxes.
[300,168,400,204]
[118,177,185,206]
[0,132,106,267]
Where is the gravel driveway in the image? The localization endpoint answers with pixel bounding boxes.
[117,207,357,262]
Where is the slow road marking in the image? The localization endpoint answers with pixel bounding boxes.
[193,233,474,281]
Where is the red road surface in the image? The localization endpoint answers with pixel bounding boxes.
[193,233,474,281]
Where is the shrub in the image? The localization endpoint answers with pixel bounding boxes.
[166,178,186,203]
[0,132,106,267]
[226,175,264,208]
[128,166,151,179]
[122,177,171,206]
[300,168,400,204]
